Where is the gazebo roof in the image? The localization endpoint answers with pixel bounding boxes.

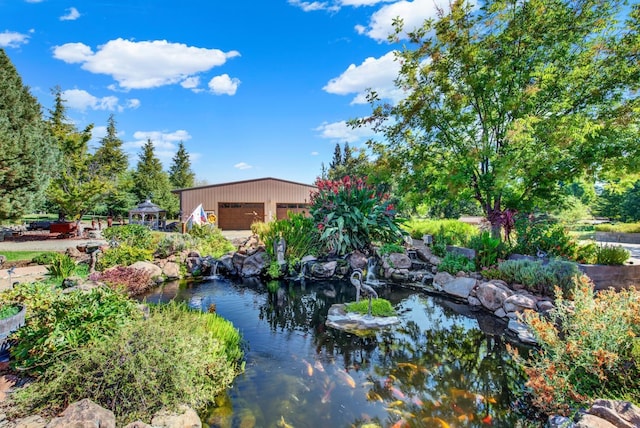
[129,200,166,214]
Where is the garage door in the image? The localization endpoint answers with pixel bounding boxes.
[276,203,311,220]
[218,203,264,230]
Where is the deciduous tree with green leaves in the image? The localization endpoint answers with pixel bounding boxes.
[356,0,640,237]
[47,88,110,226]
[0,49,59,220]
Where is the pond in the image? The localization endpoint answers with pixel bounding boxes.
[143,277,532,428]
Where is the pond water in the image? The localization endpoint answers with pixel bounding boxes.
[143,277,532,428]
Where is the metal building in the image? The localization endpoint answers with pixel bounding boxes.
[172,177,316,230]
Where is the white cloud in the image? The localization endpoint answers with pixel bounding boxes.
[0,31,29,48]
[61,88,140,112]
[323,51,403,104]
[356,0,447,41]
[208,74,240,96]
[340,0,393,6]
[311,151,319,156]
[288,0,340,12]
[234,162,253,170]
[53,38,240,90]
[315,120,376,143]
[25,0,44,3]
[180,76,200,90]
[126,99,141,109]
[60,7,80,21]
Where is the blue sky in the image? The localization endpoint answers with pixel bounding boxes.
[2,0,446,185]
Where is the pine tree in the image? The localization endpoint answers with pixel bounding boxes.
[94,115,136,216]
[0,48,59,220]
[94,114,128,179]
[133,139,179,216]
[169,141,195,189]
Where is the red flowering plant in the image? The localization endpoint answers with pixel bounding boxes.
[309,175,405,255]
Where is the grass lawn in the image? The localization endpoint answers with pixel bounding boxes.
[1,251,58,263]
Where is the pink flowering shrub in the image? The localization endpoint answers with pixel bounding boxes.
[90,266,154,296]
[310,175,405,255]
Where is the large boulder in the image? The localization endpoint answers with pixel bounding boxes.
[347,251,368,271]
[442,277,477,299]
[586,399,640,428]
[218,254,236,275]
[241,250,269,277]
[161,261,181,280]
[151,406,201,428]
[382,253,412,270]
[503,293,537,313]
[476,282,511,311]
[310,261,337,278]
[46,398,115,428]
[231,253,246,274]
[128,261,163,281]
[433,271,455,288]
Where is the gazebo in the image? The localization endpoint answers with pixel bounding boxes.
[128,200,167,230]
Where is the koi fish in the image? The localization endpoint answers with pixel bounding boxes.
[321,382,335,404]
[391,418,408,428]
[482,414,493,425]
[421,417,450,428]
[278,415,294,428]
[336,369,356,388]
[314,360,325,372]
[397,362,418,370]
[390,386,405,399]
[302,359,313,377]
[450,388,479,401]
[366,391,383,402]
[411,396,424,406]
[388,400,404,408]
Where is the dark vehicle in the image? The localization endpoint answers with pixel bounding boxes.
[27,220,52,231]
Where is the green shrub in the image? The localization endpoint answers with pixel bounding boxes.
[377,242,405,255]
[468,231,506,268]
[438,253,476,274]
[513,276,640,415]
[187,224,235,258]
[494,259,582,297]
[255,213,321,261]
[155,233,196,258]
[595,245,630,265]
[310,176,405,255]
[45,254,76,280]
[0,283,141,373]
[12,302,243,425]
[403,218,478,245]
[0,304,21,320]
[345,298,396,317]
[97,244,153,270]
[31,252,58,265]
[102,224,153,249]
[575,242,598,264]
[594,222,640,233]
[512,214,578,259]
[267,260,282,279]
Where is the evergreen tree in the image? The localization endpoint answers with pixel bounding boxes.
[0,48,59,220]
[133,139,179,216]
[93,114,135,216]
[329,143,342,172]
[46,88,109,224]
[169,141,195,189]
[94,114,128,179]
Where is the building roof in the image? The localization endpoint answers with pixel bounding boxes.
[129,199,166,214]
[171,177,317,194]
